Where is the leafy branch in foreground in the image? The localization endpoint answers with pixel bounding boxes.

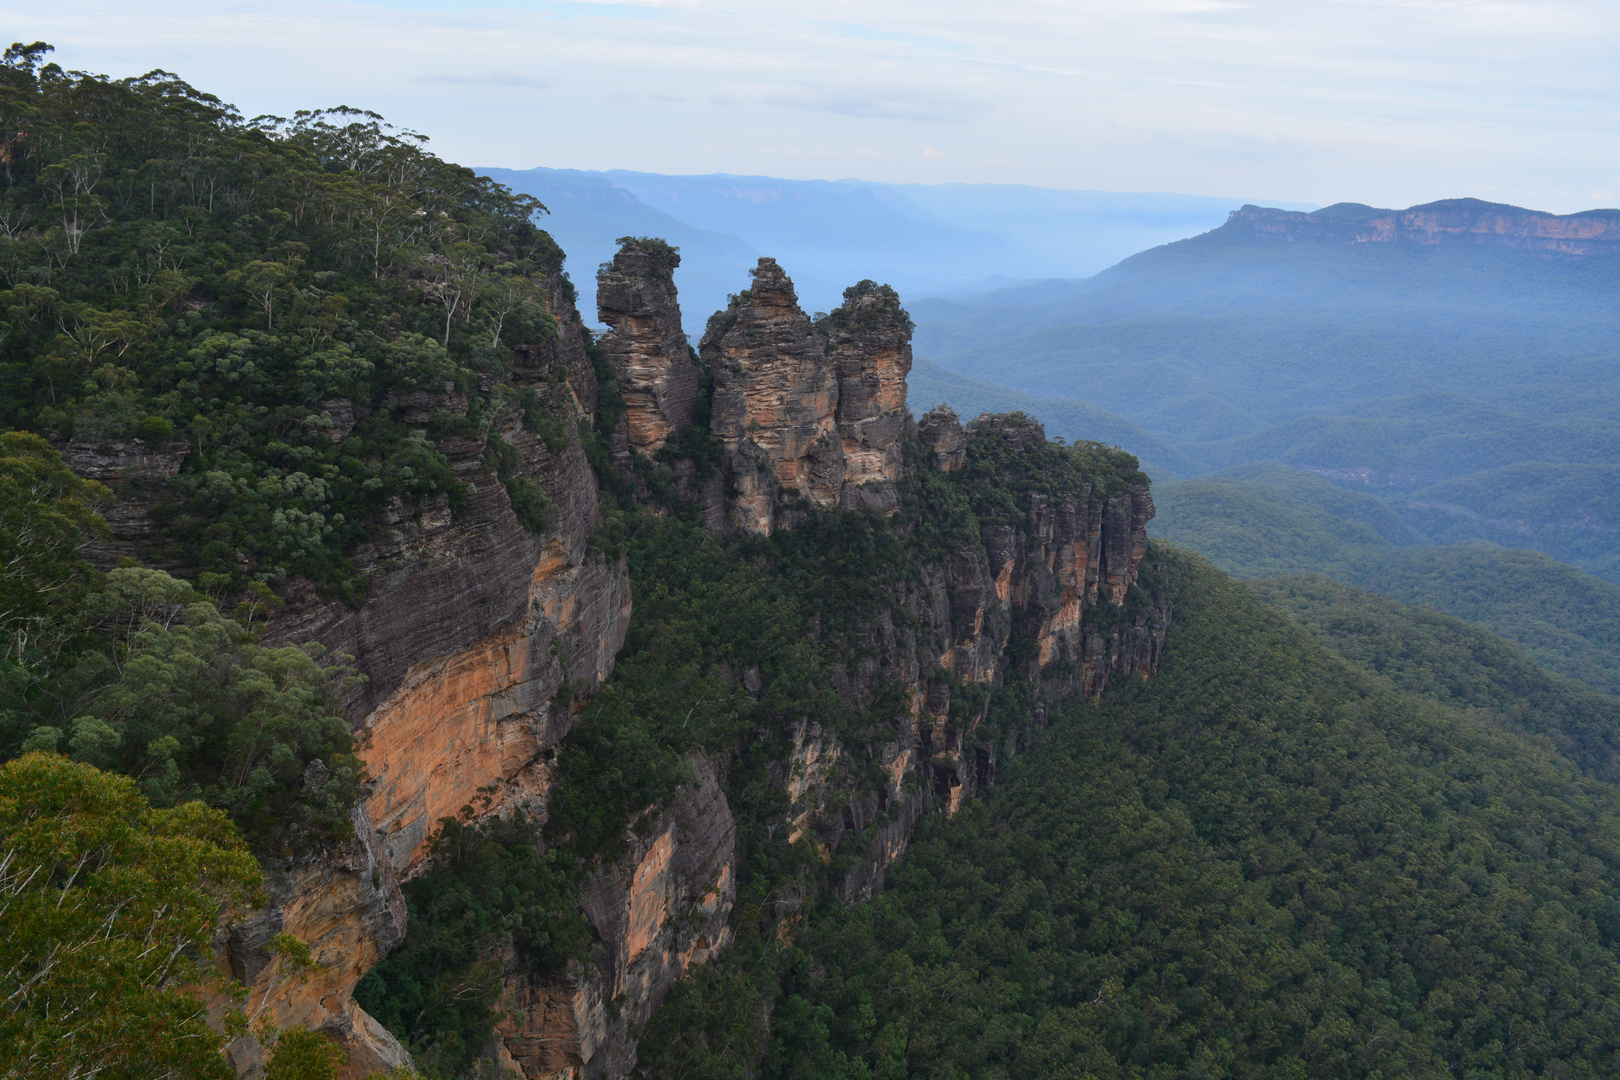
[0,752,261,1080]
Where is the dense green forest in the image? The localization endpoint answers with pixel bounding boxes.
[0,44,571,1078]
[0,42,563,601]
[0,40,583,851]
[635,551,1620,1080]
[354,418,1149,1073]
[1150,465,1620,695]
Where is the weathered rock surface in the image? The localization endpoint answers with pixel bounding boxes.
[58,436,191,567]
[220,808,410,1077]
[703,260,913,534]
[826,281,914,514]
[597,239,700,455]
[1228,199,1620,255]
[215,261,640,1079]
[493,755,735,1079]
[77,238,1172,1080]
[918,405,967,472]
[727,399,1166,926]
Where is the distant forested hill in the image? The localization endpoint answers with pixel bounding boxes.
[1150,464,1620,694]
[911,200,1620,577]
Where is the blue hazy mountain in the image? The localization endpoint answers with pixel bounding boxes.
[479,166,1311,332]
[910,199,1620,580]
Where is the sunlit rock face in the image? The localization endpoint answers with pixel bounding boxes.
[702,259,913,535]
[597,239,700,455]
[494,754,735,1079]
[211,259,641,1080]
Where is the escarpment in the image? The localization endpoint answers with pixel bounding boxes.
[1227,198,1620,255]
[75,240,1168,1080]
[703,258,914,534]
[209,262,635,1077]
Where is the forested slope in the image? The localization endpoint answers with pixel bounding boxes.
[1151,466,1620,695]
[643,549,1620,1080]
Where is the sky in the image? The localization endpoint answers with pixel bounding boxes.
[6,0,1618,213]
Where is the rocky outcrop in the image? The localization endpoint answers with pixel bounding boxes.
[825,281,914,514]
[1228,199,1620,256]
[492,755,735,1079]
[597,239,699,455]
[918,406,967,472]
[220,816,410,1077]
[159,243,1167,1080]
[58,436,191,567]
[727,396,1166,925]
[703,259,913,534]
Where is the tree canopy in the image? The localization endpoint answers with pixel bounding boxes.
[0,42,569,603]
[0,752,261,1079]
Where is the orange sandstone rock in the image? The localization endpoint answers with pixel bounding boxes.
[597,239,700,454]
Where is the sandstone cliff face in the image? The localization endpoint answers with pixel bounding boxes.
[1228,199,1620,256]
[597,239,700,455]
[493,755,735,1079]
[743,404,1167,920]
[58,436,191,568]
[216,263,638,1078]
[703,260,913,534]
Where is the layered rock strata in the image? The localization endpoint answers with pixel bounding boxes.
[219,263,640,1077]
[1229,199,1620,256]
[703,259,913,534]
[58,435,191,567]
[493,755,735,1079]
[81,241,1171,1080]
[773,407,1167,906]
[597,239,700,454]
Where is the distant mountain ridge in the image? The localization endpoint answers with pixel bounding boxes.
[479,165,1312,330]
[1226,198,1620,255]
[907,195,1620,582]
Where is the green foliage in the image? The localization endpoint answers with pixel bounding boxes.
[1353,545,1620,695]
[1401,462,1620,578]
[0,430,110,661]
[2,565,364,856]
[671,550,1620,1080]
[354,812,591,1077]
[0,48,569,598]
[263,1027,344,1080]
[486,432,551,534]
[0,752,262,1080]
[373,425,1148,1071]
[543,508,909,865]
[953,413,1144,528]
[1152,465,1620,694]
[1252,573,1620,784]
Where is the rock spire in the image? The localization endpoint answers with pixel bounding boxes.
[702,258,914,534]
[597,238,700,454]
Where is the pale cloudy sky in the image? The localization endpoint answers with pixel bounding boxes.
[7,0,1618,211]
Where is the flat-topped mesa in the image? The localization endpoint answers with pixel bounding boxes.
[702,258,914,534]
[1226,199,1620,256]
[597,238,700,454]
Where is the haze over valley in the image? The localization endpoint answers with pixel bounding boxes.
[5,6,1620,1079]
